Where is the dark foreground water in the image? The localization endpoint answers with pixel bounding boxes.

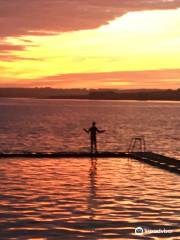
[0,158,179,240]
[0,98,179,158]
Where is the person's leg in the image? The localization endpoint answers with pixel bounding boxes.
[91,138,96,153]
[91,139,93,153]
[94,138,97,153]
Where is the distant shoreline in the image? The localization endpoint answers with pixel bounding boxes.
[46,96,180,101]
[0,88,179,101]
[1,97,180,102]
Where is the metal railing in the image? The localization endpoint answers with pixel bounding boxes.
[128,136,146,153]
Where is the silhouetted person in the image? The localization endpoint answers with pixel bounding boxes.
[84,122,105,153]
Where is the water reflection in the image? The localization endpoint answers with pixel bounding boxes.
[0,157,179,239]
[88,157,97,236]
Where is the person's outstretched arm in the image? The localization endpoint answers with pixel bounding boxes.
[97,129,105,133]
[83,128,89,133]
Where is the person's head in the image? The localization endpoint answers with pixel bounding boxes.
[92,121,96,126]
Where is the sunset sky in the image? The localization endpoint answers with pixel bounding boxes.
[0,0,180,89]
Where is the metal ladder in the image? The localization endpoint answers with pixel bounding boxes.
[128,136,146,153]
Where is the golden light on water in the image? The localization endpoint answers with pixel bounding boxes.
[0,157,179,238]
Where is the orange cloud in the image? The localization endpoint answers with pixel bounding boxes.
[0,41,40,62]
[1,2,180,89]
[3,69,179,89]
[0,0,180,38]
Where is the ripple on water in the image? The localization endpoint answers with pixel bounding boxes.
[0,158,179,239]
[0,99,180,159]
